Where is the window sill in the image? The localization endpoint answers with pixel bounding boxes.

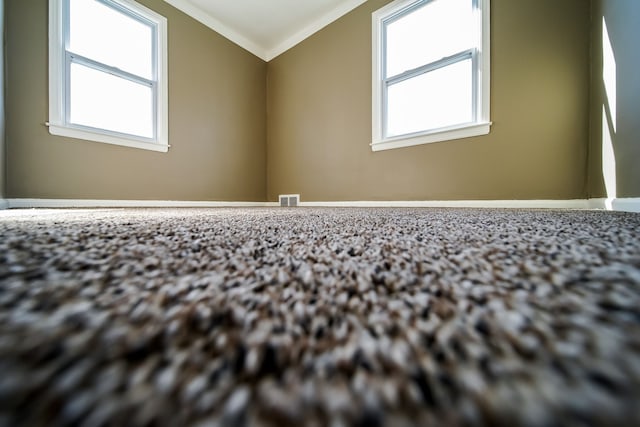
[48,124,169,153]
[371,121,491,152]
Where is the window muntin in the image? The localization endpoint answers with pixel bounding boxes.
[372,0,490,151]
[386,57,473,137]
[385,0,474,78]
[49,0,168,152]
[68,0,154,80]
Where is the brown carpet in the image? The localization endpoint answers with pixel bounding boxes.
[0,207,639,427]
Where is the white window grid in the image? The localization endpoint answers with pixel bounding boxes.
[372,0,491,151]
[62,0,159,142]
[49,0,168,152]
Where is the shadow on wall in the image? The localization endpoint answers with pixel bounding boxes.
[591,0,640,202]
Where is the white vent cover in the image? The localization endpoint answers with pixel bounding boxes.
[279,194,300,207]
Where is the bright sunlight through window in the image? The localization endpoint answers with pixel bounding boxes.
[601,17,617,206]
[49,0,168,152]
[372,0,490,151]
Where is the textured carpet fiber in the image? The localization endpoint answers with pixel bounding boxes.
[1,207,640,427]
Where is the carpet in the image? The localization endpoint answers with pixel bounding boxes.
[0,207,639,427]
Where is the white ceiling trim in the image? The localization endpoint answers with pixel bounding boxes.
[264,0,368,61]
[163,0,268,60]
[162,0,368,61]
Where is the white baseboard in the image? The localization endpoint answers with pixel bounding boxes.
[3,198,639,212]
[587,198,640,212]
[299,199,593,209]
[611,198,640,213]
[588,198,608,210]
[5,199,278,209]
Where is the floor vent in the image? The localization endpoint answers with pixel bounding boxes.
[279,194,300,207]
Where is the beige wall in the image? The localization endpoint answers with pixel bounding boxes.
[589,0,640,198]
[267,0,591,202]
[5,0,607,203]
[5,0,266,201]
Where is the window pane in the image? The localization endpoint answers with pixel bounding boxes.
[69,62,154,138]
[385,0,474,77]
[386,59,472,137]
[69,0,153,79]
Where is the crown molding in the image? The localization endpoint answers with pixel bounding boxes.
[162,0,269,60]
[163,0,368,61]
[265,0,368,61]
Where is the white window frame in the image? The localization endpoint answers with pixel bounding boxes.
[49,0,169,152]
[372,0,491,152]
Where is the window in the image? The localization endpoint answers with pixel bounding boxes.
[372,0,490,151]
[49,0,168,152]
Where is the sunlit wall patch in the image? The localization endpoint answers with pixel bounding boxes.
[601,17,617,206]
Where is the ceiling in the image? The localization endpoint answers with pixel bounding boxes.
[162,0,368,61]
